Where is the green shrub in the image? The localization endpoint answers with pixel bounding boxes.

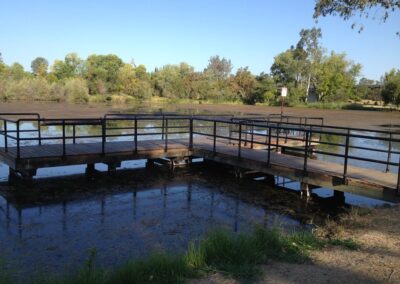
[65,78,90,103]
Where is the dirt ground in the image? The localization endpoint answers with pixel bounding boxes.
[0,101,399,130]
[191,205,400,284]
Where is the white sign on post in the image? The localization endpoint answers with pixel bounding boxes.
[281,87,288,97]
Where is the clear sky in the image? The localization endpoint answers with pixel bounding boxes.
[1,0,399,80]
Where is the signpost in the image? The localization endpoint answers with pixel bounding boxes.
[280,87,287,116]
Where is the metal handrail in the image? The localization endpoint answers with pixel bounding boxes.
[0,114,399,194]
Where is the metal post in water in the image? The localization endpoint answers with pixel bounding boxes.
[267,126,272,166]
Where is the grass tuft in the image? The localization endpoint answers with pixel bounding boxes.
[0,227,360,283]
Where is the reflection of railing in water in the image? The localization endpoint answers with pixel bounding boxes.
[0,113,400,194]
[0,181,256,239]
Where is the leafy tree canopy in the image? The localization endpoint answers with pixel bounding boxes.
[314,0,400,35]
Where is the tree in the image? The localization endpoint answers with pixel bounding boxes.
[85,54,124,94]
[296,28,323,100]
[230,67,259,104]
[381,69,400,105]
[314,0,400,35]
[52,53,84,80]
[0,52,6,75]
[271,49,299,85]
[31,57,49,77]
[356,78,382,100]
[204,55,233,80]
[8,63,26,80]
[315,52,361,102]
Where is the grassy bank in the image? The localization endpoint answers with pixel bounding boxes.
[0,227,358,284]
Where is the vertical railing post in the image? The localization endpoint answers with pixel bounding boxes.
[244,122,248,146]
[285,117,289,143]
[101,119,105,155]
[189,118,193,150]
[72,125,76,144]
[386,133,392,173]
[343,129,350,183]
[250,123,254,149]
[164,118,168,152]
[4,120,8,152]
[161,116,165,140]
[134,117,138,153]
[275,123,280,152]
[303,129,309,176]
[267,126,272,166]
[396,154,400,195]
[213,121,217,155]
[62,119,66,157]
[309,126,313,148]
[238,122,242,159]
[38,116,42,146]
[16,120,20,159]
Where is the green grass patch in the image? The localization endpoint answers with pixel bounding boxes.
[328,238,360,250]
[0,227,360,284]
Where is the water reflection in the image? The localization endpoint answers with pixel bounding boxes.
[0,168,302,279]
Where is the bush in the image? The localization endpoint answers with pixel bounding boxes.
[65,78,90,103]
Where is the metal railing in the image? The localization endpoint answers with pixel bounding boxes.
[0,113,399,194]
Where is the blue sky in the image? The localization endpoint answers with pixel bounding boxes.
[1,0,399,80]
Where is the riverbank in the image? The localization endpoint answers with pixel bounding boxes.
[193,205,400,284]
[0,101,400,130]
